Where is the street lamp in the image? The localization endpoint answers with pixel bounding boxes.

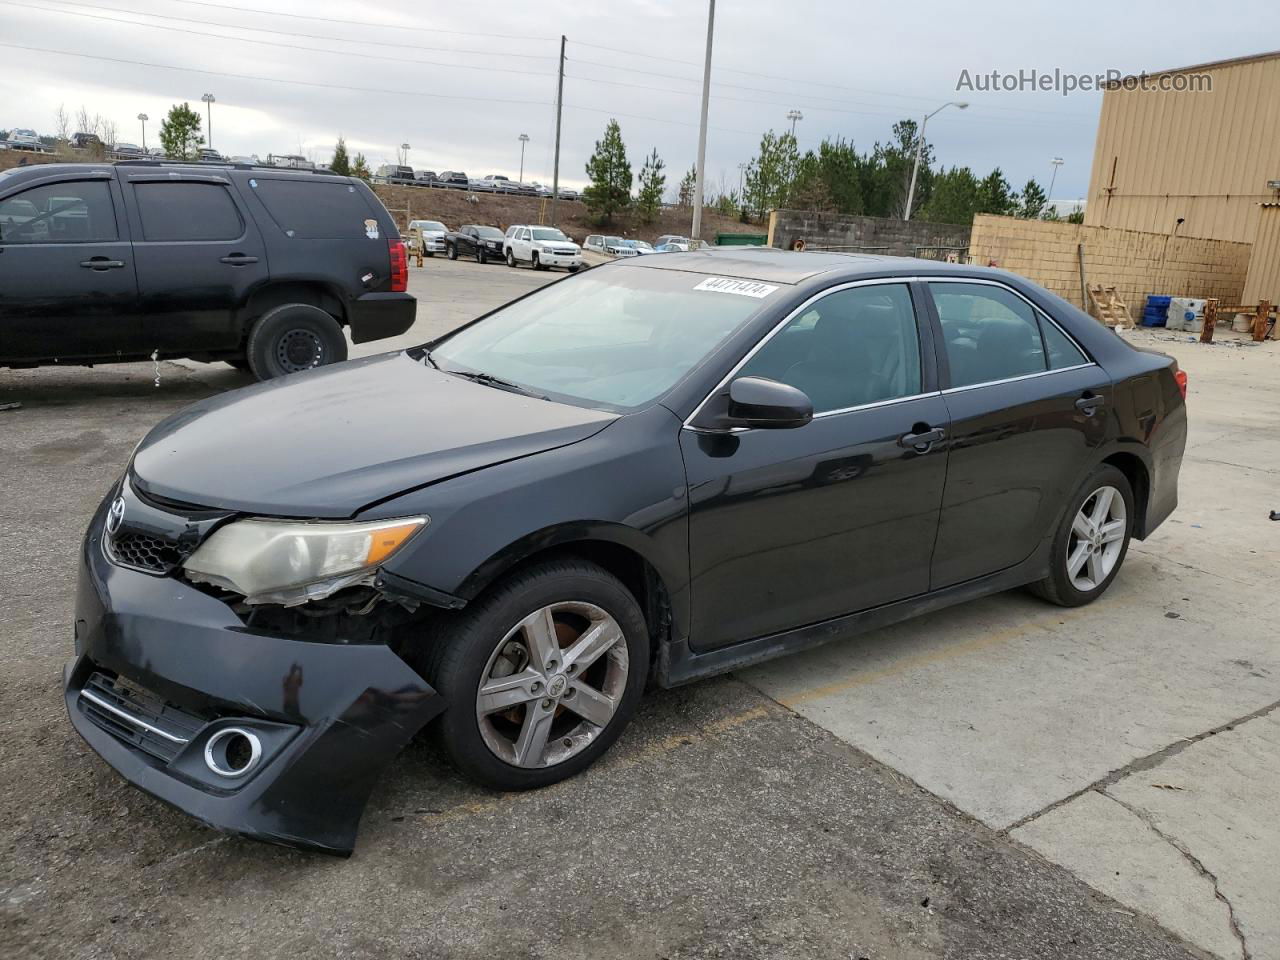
[737,161,746,198]
[401,142,410,166]
[786,109,804,137]
[518,133,530,183]
[137,113,148,151]
[201,93,215,150]
[904,100,967,221]
[1048,156,1065,199]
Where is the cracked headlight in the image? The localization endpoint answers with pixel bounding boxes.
[183,517,427,606]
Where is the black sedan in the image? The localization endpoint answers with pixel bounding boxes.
[65,250,1186,854]
[445,224,505,263]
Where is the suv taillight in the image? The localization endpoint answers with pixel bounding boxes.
[388,238,408,292]
[1174,369,1188,400]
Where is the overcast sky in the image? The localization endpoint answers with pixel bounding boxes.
[0,0,1268,198]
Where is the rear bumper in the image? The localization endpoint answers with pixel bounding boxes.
[66,497,445,855]
[348,292,417,344]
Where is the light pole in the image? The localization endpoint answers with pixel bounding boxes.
[690,0,715,244]
[1047,156,1064,199]
[737,161,746,199]
[786,109,803,137]
[904,100,967,221]
[201,93,215,151]
[137,113,148,151]
[518,133,529,183]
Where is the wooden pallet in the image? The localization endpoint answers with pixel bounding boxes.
[1087,284,1133,328]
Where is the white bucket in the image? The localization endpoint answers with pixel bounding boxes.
[1232,314,1254,333]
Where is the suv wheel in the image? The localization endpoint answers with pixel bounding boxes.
[532,252,543,271]
[477,247,487,264]
[506,248,517,268]
[246,304,348,380]
[424,558,649,790]
[1029,464,1134,607]
[447,243,457,260]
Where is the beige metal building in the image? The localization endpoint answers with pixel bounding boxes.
[1085,50,1280,306]
[1086,50,1280,243]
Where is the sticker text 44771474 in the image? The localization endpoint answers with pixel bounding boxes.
[693,277,779,299]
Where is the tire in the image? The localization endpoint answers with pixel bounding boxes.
[447,243,457,260]
[568,265,581,273]
[425,558,650,791]
[506,248,517,268]
[478,247,486,264]
[245,304,347,381]
[532,252,543,271]
[426,251,435,258]
[1028,464,1134,607]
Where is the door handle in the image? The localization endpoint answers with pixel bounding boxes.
[899,426,945,451]
[219,254,259,265]
[1075,394,1105,415]
[79,257,125,270]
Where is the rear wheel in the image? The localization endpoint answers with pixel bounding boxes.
[425,558,649,790]
[245,304,347,381]
[1028,464,1134,606]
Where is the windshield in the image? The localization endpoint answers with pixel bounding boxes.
[430,268,776,410]
[604,236,623,245]
[531,228,568,241]
[420,221,446,232]
[475,226,504,239]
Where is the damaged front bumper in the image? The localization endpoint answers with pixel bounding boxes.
[65,497,446,856]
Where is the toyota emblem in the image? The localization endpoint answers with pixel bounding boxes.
[106,496,126,535]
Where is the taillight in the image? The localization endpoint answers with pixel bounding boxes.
[388,238,408,292]
[1174,369,1188,400]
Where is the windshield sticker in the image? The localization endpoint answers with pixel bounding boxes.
[693,277,778,298]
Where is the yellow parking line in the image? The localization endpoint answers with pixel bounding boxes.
[777,607,1093,709]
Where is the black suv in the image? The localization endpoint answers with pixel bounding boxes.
[0,161,416,379]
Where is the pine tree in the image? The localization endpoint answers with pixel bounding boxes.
[635,148,666,223]
[677,166,697,207]
[1018,178,1047,219]
[158,102,204,161]
[351,153,371,181]
[330,136,351,176]
[582,119,633,223]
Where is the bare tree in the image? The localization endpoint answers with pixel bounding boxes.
[101,118,118,149]
[75,105,96,137]
[54,104,71,143]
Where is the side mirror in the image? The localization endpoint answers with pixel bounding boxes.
[692,376,813,431]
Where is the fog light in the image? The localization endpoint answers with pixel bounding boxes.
[203,727,263,778]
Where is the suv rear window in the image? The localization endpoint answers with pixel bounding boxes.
[251,178,377,239]
[134,182,243,241]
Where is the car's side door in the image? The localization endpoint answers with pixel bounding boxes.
[680,280,951,652]
[461,227,480,256]
[0,173,141,361]
[512,228,532,262]
[925,278,1111,588]
[119,172,269,354]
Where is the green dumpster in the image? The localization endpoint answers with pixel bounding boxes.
[715,233,767,246]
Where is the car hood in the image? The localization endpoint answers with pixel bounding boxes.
[131,352,617,518]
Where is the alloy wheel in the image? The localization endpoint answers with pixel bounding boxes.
[475,601,629,769]
[1066,485,1126,591]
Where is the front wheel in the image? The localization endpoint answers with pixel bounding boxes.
[568,265,581,273]
[478,247,487,264]
[532,252,543,271]
[425,558,649,790]
[1028,464,1134,606]
[506,248,517,267]
[447,243,457,260]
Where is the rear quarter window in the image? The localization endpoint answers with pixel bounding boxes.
[251,178,380,239]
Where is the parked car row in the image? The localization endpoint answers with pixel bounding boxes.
[372,164,580,199]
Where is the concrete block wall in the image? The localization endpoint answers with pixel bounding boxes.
[969,215,1253,311]
[768,210,971,259]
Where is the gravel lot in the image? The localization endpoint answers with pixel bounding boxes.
[2,255,1273,960]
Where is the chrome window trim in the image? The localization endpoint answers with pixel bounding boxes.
[683,276,927,431]
[940,362,1094,395]
[79,689,191,745]
[923,275,1095,372]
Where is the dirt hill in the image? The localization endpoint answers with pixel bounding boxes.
[370,184,765,246]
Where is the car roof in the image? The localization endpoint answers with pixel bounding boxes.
[626,248,1000,285]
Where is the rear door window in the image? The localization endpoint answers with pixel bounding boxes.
[929,282,1047,388]
[134,182,243,241]
[250,178,377,239]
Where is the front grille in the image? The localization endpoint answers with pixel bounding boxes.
[106,531,189,574]
[78,672,206,763]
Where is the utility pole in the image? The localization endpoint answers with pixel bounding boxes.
[201,93,216,150]
[551,35,566,226]
[737,161,746,199]
[690,0,715,244]
[786,109,803,137]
